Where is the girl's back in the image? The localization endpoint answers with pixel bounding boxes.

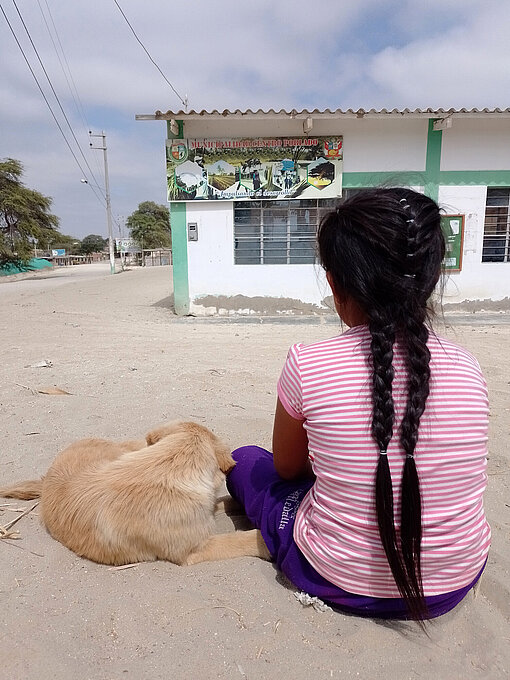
[278,325,490,598]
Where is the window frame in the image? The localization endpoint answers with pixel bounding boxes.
[482,188,510,263]
[233,198,338,265]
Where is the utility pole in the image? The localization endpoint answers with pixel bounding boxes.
[89,131,115,274]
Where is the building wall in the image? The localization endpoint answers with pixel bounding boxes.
[170,116,510,314]
[186,201,329,314]
[441,119,510,171]
[439,185,510,303]
[181,117,428,174]
[187,188,510,313]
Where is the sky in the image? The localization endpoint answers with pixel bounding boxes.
[1,0,509,240]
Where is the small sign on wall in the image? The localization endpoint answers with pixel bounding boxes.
[187,222,198,241]
[441,214,465,271]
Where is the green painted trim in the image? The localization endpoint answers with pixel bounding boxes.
[424,119,442,202]
[342,170,510,189]
[343,171,426,188]
[344,169,510,189]
[170,202,189,315]
[167,120,189,315]
[166,119,184,139]
[439,170,510,186]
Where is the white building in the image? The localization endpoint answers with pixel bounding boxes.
[136,108,510,315]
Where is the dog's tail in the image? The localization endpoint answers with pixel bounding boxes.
[0,479,43,500]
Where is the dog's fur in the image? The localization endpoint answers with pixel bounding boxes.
[0,421,270,566]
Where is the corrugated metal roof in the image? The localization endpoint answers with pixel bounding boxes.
[136,107,510,120]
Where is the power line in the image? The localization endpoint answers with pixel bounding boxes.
[37,0,83,126]
[112,0,188,110]
[37,0,106,187]
[1,2,136,233]
[10,0,106,198]
[0,4,96,193]
[37,0,103,177]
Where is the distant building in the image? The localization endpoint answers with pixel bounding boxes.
[136,108,510,315]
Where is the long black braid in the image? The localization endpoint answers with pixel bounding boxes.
[318,188,445,621]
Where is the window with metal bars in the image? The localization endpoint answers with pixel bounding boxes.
[483,188,510,262]
[233,198,338,265]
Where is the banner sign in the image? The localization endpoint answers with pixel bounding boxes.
[166,136,343,202]
[115,238,138,253]
[441,215,464,271]
[51,249,65,256]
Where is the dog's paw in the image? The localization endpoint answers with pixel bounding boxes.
[182,552,200,566]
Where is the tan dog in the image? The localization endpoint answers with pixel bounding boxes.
[0,421,270,566]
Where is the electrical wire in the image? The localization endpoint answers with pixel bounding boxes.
[0,4,102,201]
[10,0,106,200]
[37,0,85,130]
[37,0,106,191]
[112,0,187,109]
[37,0,104,183]
[2,2,140,238]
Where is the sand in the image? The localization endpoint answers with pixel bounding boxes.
[0,262,508,680]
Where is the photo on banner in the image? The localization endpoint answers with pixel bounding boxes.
[166,136,343,202]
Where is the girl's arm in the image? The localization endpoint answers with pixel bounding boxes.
[272,397,314,480]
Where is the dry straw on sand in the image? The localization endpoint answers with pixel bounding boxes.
[0,502,39,540]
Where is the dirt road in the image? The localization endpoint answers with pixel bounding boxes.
[1,264,509,679]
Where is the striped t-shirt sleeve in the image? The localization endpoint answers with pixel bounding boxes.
[277,343,305,421]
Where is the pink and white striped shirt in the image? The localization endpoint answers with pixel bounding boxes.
[277,325,491,597]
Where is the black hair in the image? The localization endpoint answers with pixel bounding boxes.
[317,188,445,621]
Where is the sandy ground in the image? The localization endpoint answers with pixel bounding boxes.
[0,262,509,680]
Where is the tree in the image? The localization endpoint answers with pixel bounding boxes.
[126,201,171,250]
[38,232,82,255]
[0,158,60,269]
[80,234,107,254]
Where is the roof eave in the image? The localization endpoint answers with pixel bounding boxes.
[135,107,510,121]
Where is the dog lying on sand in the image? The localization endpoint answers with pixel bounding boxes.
[0,421,270,566]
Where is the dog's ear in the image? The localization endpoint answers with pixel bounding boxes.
[145,422,179,446]
[146,428,162,446]
[214,441,236,474]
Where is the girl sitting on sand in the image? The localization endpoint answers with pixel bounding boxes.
[227,188,490,621]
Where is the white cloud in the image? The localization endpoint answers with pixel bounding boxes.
[357,0,510,108]
[0,0,508,237]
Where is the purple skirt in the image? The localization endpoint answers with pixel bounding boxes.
[226,446,484,620]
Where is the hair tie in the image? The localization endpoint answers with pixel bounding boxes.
[403,273,415,278]
[379,449,387,456]
[406,453,415,459]
[399,198,407,204]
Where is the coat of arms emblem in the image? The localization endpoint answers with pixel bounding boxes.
[171,143,188,162]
